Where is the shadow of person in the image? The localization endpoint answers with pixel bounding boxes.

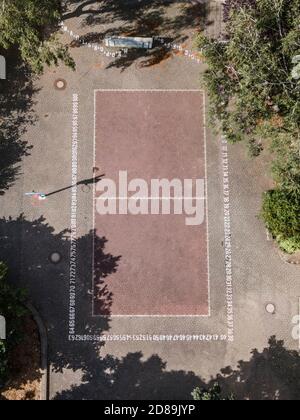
[77,174,105,186]
[45,174,105,197]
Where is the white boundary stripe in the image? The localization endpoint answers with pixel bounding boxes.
[68,94,79,338]
[94,89,203,92]
[203,92,211,318]
[298,297,300,350]
[221,136,234,342]
[69,333,228,343]
[94,197,206,200]
[92,89,211,318]
[92,90,97,318]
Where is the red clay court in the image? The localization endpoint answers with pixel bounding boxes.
[93,90,209,316]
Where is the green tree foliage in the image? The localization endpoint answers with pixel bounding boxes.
[0,0,75,73]
[262,189,300,253]
[192,383,234,400]
[0,263,27,385]
[197,0,300,251]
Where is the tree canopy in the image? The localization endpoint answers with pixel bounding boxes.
[0,0,74,73]
[197,0,300,252]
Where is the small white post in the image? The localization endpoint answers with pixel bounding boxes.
[0,315,6,340]
[0,55,6,80]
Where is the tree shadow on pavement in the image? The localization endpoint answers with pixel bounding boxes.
[0,49,38,196]
[0,214,202,400]
[0,214,120,378]
[1,217,299,400]
[54,351,203,400]
[64,0,176,24]
[53,336,300,400]
[63,0,209,70]
[211,336,300,400]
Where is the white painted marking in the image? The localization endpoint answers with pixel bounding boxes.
[221,136,234,342]
[68,93,79,338]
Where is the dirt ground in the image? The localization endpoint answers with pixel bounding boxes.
[0,315,41,401]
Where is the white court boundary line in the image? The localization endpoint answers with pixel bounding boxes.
[92,89,211,318]
[221,136,234,342]
[95,197,206,200]
[298,297,300,350]
[69,94,79,337]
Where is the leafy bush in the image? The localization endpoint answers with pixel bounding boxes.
[271,144,300,195]
[247,139,264,158]
[223,0,257,22]
[192,383,234,400]
[262,190,300,253]
[0,263,27,386]
[0,0,75,73]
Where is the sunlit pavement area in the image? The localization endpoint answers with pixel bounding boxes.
[0,1,300,400]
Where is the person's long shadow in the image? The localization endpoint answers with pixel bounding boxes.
[44,174,105,197]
